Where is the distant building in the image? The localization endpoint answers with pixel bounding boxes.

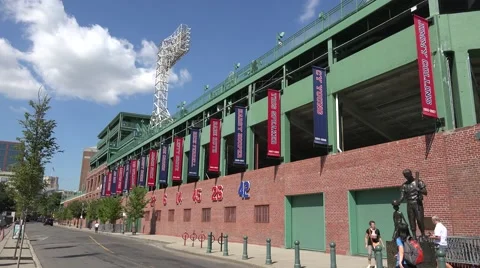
[0,171,14,184]
[43,176,59,192]
[0,141,21,172]
[79,147,97,191]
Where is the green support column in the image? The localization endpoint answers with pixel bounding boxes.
[220,138,226,176]
[428,0,440,16]
[199,144,205,181]
[281,113,291,163]
[246,126,254,171]
[167,156,173,187]
[327,38,339,154]
[452,50,477,127]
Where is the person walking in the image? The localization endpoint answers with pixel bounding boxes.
[429,216,453,268]
[394,223,416,268]
[365,220,384,268]
[94,221,99,233]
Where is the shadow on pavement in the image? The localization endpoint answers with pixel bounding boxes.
[56,253,100,259]
[43,245,77,250]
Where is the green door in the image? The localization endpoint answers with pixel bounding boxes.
[351,187,407,255]
[291,194,325,251]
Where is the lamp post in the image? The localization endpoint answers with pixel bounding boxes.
[204,85,209,92]
[80,202,85,229]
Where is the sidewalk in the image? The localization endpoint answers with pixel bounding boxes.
[0,227,40,268]
[59,224,388,268]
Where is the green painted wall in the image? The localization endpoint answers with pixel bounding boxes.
[349,187,407,256]
[290,194,325,251]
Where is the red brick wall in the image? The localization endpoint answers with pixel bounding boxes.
[138,124,479,255]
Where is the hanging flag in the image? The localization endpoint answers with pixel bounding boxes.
[106,171,112,196]
[138,155,147,187]
[158,144,169,184]
[130,159,138,190]
[233,107,247,166]
[267,89,281,158]
[101,174,106,197]
[188,128,201,178]
[147,149,158,187]
[124,162,130,192]
[172,137,184,181]
[312,66,328,145]
[413,15,438,119]
[111,168,118,196]
[116,165,124,195]
[208,118,221,172]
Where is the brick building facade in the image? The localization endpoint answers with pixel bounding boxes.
[79,147,97,192]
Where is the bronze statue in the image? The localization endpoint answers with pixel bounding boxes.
[398,169,427,239]
[391,199,407,240]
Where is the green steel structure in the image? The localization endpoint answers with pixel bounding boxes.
[90,112,150,169]
[94,0,479,183]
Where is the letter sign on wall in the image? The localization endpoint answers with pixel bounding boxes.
[176,191,183,205]
[211,185,224,202]
[238,181,251,199]
[192,188,202,203]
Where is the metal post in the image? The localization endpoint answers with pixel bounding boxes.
[206,232,212,253]
[223,234,229,256]
[294,240,301,268]
[265,238,273,265]
[242,236,248,260]
[374,245,383,268]
[330,242,337,268]
[436,249,447,268]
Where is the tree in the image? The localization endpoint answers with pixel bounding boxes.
[86,199,100,221]
[98,197,122,232]
[10,89,62,263]
[0,182,15,213]
[124,186,149,235]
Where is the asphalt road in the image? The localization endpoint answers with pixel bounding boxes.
[26,223,246,268]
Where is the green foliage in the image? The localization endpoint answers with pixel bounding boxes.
[10,89,62,213]
[125,186,149,224]
[86,199,100,221]
[0,182,15,213]
[66,200,84,219]
[36,192,62,216]
[98,197,122,224]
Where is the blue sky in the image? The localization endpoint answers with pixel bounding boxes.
[0,0,338,190]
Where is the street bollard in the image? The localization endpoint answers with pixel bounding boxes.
[182,231,189,246]
[223,234,229,256]
[198,232,206,248]
[206,232,212,253]
[190,231,197,247]
[217,232,224,252]
[374,245,383,268]
[436,249,447,268]
[330,242,337,268]
[242,236,248,260]
[265,238,273,265]
[294,240,301,268]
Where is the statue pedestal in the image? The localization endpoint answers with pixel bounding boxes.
[386,240,437,268]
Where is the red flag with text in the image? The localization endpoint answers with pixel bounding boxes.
[130,159,137,190]
[208,118,221,173]
[116,165,124,194]
[106,171,112,196]
[414,15,438,119]
[147,149,158,187]
[267,89,281,158]
[172,137,184,181]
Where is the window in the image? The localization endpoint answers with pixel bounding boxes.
[202,208,211,222]
[183,209,191,222]
[156,211,161,221]
[224,207,236,223]
[254,205,269,223]
[168,209,175,222]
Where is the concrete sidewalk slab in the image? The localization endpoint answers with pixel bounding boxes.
[58,224,388,268]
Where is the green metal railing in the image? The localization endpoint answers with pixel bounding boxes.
[121,121,137,128]
[108,0,373,164]
[116,132,136,149]
[97,137,106,148]
[60,191,85,203]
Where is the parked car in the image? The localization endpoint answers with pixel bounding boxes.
[43,218,53,226]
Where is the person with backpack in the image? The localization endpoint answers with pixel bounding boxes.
[395,223,424,268]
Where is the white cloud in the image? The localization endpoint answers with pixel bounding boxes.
[0,0,192,105]
[299,0,321,23]
[9,105,29,114]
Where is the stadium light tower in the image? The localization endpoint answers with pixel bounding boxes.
[150,24,191,128]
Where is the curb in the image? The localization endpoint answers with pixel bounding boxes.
[57,225,262,267]
[25,234,42,268]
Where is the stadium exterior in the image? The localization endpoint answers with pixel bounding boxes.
[65,0,480,256]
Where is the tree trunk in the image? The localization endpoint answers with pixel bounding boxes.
[16,215,27,268]
[13,211,24,258]
[132,220,136,235]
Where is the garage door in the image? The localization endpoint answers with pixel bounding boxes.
[351,187,407,255]
[291,194,325,251]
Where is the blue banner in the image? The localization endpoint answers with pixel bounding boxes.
[138,155,147,187]
[123,162,130,192]
[312,66,328,145]
[158,144,169,184]
[188,128,201,178]
[111,168,118,196]
[233,107,247,166]
[101,174,106,197]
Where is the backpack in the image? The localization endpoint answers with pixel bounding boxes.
[403,237,424,265]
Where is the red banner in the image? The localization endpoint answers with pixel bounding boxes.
[172,137,184,181]
[106,171,112,196]
[208,118,221,173]
[413,15,438,119]
[267,89,281,157]
[116,165,124,194]
[147,149,158,187]
[130,159,137,190]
